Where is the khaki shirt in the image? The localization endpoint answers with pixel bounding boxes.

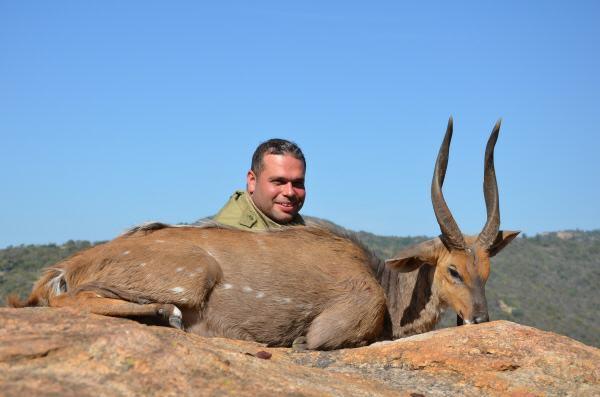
[213,190,305,231]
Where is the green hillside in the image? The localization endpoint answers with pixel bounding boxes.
[0,240,100,300]
[1,225,598,347]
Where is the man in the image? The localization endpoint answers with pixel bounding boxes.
[213,139,306,230]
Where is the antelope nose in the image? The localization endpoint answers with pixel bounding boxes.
[473,314,489,324]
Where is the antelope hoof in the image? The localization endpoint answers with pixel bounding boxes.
[168,306,183,330]
[292,336,308,352]
[158,304,183,330]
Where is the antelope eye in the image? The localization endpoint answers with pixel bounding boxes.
[448,266,462,281]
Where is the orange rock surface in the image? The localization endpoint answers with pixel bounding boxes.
[1,307,598,396]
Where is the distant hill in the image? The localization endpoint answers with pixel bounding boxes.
[1,221,598,347]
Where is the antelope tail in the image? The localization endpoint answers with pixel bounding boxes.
[7,267,67,308]
[6,294,37,308]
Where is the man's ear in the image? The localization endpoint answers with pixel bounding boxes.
[385,238,443,273]
[247,170,257,194]
[488,230,520,257]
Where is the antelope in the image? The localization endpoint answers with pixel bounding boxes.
[9,119,518,350]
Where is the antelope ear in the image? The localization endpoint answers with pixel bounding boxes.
[385,238,443,273]
[488,230,520,257]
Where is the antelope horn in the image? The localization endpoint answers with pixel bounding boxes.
[476,120,502,248]
[431,117,466,250]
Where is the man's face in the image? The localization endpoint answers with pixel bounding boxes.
[247,153,306,224]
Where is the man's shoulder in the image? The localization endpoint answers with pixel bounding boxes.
[213,190,305,230]
[213,190,261,229]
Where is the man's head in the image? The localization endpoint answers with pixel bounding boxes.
[247,139,306,224]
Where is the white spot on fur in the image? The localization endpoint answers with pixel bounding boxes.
[222,283,233,289]
[256,291,265,298]
[243,286,253,293]
[170,287,185,294]
[176,267,184,272]
[179,298,188,303]
[275,297,292,304]
[139,262,146,267]
[122,251,130,256]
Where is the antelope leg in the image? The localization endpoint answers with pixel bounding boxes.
[49,291,183,329]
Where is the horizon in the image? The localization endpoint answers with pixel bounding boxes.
[1,221,598,249]
[2,2,599,248]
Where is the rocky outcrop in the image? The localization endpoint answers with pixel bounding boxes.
[1,307,598,396]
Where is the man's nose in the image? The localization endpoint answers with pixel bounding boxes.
[282,182,295,196]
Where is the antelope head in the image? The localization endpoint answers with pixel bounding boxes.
[386,118,519,325]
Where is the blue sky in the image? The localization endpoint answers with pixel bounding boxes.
[1,1,599,247]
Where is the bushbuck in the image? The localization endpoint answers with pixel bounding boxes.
[9,119,518,350]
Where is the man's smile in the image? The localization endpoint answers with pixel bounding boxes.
[275,201,298,211]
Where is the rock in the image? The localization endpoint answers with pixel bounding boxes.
[0,308,598,396]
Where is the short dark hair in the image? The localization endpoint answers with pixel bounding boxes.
[251,139,306,175]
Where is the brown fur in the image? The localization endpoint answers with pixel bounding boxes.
[12,224,388,349]
[10,223,518,348]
